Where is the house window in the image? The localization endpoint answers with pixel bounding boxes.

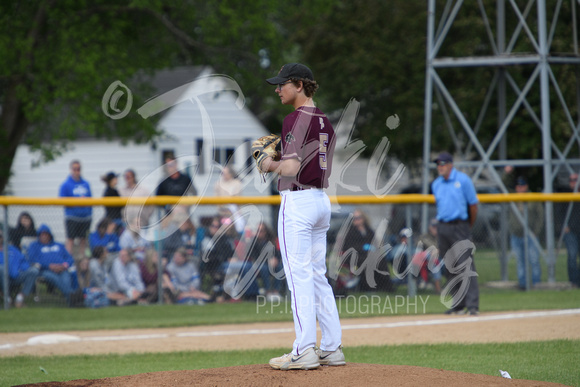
[212,147,235,166]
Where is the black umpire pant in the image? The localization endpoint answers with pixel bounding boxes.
[437,220,479,311]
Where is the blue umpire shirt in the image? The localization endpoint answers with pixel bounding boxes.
[431,168,478,222]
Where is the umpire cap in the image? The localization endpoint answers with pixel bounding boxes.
[266,63,314,84]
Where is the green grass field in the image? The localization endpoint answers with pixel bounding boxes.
[2,340,579,386]
[1,249,579,386]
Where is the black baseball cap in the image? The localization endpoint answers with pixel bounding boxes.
[266,63,314,85]
[102,171,118,183]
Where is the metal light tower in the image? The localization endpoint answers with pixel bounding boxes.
[422,0,580,283]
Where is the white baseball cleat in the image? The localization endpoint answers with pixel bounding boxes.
[269,347,320,370]
[316,345,346,366]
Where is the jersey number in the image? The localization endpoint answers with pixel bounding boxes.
[319,132,328,170]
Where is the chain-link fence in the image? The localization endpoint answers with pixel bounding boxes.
[1,194,578,309]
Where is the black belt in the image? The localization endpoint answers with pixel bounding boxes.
[441,219,465,224]
[291,186,319,191]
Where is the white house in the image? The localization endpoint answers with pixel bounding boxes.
[7,66,273,240]
[7,66,405,242]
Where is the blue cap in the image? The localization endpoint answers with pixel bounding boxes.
[434,152,453,163]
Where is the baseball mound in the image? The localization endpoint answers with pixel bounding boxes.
[15,363,566,387]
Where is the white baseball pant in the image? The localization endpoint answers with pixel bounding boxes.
[278,188,342,356]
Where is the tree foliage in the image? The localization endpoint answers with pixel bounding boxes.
[1,1,578,194]
[0,0,286,194]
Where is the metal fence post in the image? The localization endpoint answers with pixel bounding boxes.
[405,206,416,297]
[157,206,164,305]
[523,203,530,291]
[3,205,10,310]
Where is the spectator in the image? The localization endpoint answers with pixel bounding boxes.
[200,216,236,302]
[215,165,242,197]
[432,151,479,315]
[559,173,580,287]
[226,222,282,301]
[215,165,245,233]
[101,171,124,231]
[387,228,413,286]
[156,157,197,214]
[106,248,145,306]
[89,218,121,255]
[9,211,37,253]
[119,168,154,228]
[336,209,389,293]
[166,247,211,303]
[59,160,92,259]
[162,209,197,262]
[0,230,39,308]
[80,246,112,308]
[138,248,175,304]
[27,224,76,305]
[88,246,109,289]
[508,176,543,289]
[412,218,442,293]
[556,173,580,287]
[247,222,284,299]
[119,217,151,261]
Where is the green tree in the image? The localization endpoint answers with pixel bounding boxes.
[0,0,286,194]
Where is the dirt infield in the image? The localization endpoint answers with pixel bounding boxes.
[15,364,568,387]
[4,309,579,386]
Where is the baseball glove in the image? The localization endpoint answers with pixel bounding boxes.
[251,134,281,174]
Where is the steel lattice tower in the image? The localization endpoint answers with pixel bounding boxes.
[422,0,580,283]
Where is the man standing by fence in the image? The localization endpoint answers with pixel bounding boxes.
[431,152,480,315]
[59,160,92,259]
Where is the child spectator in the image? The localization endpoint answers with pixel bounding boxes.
[89,246,109,289]
[89,218,121,254]
[138,248,175,304]
[166,247,210,303]
[0,230,39,308]
[9,211,37,252]
[119,217,151,261]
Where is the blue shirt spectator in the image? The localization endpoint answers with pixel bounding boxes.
[59,160,93,258]
[27,224,76,303]
[0,231,39,307]
[59,162,92,219]
[89,218,121,253]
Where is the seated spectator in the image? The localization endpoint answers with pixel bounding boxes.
[334,209,380,294]
[232,222,283,301]
[89,218,121,255]
[200,216,237,302]
[82,246,111,309]
[119,217,151,261]
[138,249,176,304]
[0,230,39,308]
[27,224,77,305]
[166,247,211,303]
[9,211,37,253]
[89,246,109,289]
[162,209,197,262]
[411,218,442,293]
[387,227,413,286]
[106,248,146,306]
[75,256,91,290]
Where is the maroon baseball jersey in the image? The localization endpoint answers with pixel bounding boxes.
[278,106,335,191]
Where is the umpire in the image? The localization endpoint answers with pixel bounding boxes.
[431,152,480,315]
